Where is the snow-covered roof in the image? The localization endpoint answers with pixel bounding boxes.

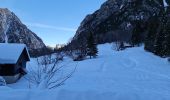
[0,43,30,64]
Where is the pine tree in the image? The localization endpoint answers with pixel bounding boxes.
[154,28,165,56]
[86,32,98,59]
[162,4,170,57]
[162,17,170,56]
[163,31,170,57]
[131,20,143,47]
[153,9,167,56]
[144,15,160,52]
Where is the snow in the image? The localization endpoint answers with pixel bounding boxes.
[127,22,131,28]
[163,0,169,8]
[120,4,124,9]
[1,43,170,100]
[0,8,9,43]
[4,24,9,43]
[4,33,8,43]
[163,0,169,11]
[0,43,30,64]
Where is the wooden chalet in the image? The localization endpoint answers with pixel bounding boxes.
[0,43,30,84]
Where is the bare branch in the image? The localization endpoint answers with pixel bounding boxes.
[25,54,77,89]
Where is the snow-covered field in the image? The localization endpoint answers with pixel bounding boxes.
[1,44,170,100]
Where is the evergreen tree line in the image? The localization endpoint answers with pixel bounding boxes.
[144,8,170,57]
[61,32,98,61]
[77,32,98,59]
[130,9,170,57]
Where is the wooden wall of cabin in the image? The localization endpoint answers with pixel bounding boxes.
[0,64,16,76]
[15,48,29,74]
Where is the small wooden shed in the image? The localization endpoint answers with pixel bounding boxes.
[0,43,30,84]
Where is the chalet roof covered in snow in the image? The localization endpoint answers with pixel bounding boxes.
[0,43,30,64]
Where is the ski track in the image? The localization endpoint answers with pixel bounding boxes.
[97,47,170,95]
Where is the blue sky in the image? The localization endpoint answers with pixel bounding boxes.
[0,0,106,47]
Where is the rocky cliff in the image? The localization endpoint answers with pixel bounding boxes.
[69,0,170,57]
[72,0,166,45]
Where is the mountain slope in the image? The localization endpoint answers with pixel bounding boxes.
[69,0,170,57]
[71,0,166,46]
[0,8,46,56]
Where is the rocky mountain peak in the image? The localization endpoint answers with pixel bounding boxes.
[0,8,11,15]
[0,8,46,57]
[71,0,167,47]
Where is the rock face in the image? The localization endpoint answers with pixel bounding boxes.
[72,0,166,46]
[0,8,46,56]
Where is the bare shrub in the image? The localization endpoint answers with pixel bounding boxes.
[26,54,76,89]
